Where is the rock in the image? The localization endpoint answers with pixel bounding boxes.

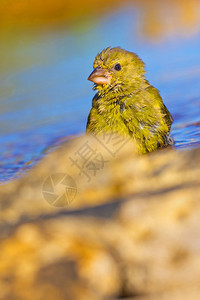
[0,135,200,299]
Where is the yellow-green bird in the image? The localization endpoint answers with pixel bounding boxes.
[87,47,174,154]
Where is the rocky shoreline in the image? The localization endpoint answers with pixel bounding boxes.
[0,136,200,299]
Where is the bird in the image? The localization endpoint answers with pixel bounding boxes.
[86,47,174,154]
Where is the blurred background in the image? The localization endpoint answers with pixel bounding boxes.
[0,0,200,183]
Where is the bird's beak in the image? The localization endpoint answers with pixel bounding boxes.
[88,67,111,85]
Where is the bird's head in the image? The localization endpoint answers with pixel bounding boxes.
[88,47,146,93]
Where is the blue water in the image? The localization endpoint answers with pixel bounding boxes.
[0,6,200,183]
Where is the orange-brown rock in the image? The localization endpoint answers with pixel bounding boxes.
[0,135,200,299]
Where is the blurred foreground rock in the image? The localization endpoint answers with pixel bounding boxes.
[0,135,200,300]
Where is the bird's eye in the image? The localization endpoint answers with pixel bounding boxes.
[114,63,121,71]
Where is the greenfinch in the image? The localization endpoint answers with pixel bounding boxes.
[87,47,173,154]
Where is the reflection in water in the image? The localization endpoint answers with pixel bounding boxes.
[139,0,200,39]
[0,1,200,183]
[0,0,200,39]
